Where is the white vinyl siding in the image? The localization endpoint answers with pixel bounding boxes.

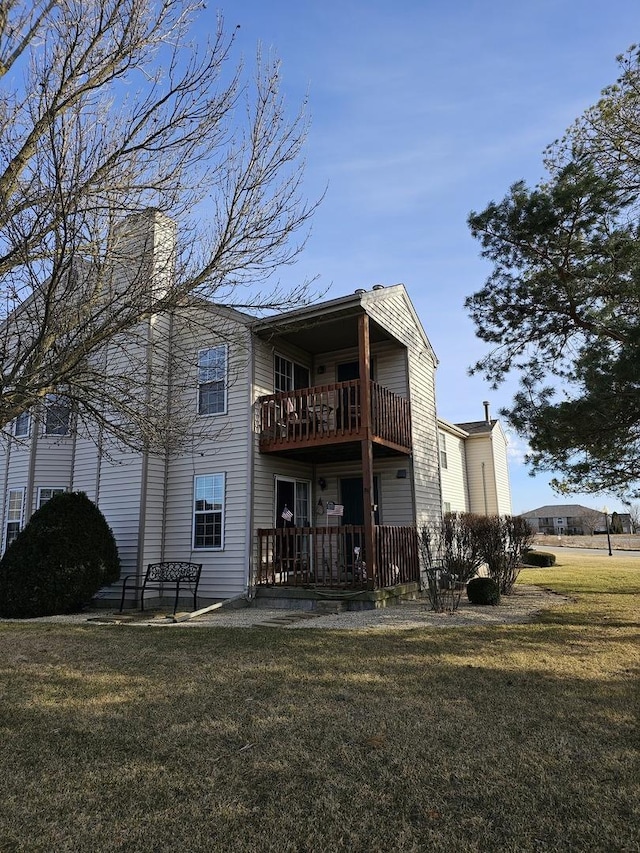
[491,425,513,515]
[438,424,470,513]
[363,286,441,528]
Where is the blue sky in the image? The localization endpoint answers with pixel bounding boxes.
[216,0,638,514]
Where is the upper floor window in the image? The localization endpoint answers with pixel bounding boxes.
[14,411,30,438]
[44,395,71,436]
[274,354,309,393]
[438,431,448,469]
[193,473,225,549]
[198,346,227,415]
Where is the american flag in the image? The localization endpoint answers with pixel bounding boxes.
[281,506,293,522]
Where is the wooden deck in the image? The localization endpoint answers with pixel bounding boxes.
[258,380,411,456]
[257,524,419,591]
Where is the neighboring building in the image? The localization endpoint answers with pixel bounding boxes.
[0,211,513,608]
[438,405,512,516]
[519,505,632,535]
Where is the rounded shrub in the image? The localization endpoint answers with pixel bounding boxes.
[522,550,556,567]
[466,576,500,606]
[0,491,120,618]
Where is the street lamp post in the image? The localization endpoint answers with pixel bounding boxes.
[602,506,613,557]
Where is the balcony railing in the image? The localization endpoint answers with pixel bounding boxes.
[258,380,411,452]
[256,524,419,591]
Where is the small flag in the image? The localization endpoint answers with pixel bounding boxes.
[281,506,293,522]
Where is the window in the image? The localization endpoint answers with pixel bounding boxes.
[275,477,310,527]
[14,411,30,438]
[44,395,70,436]
[193,474,225,549]
[438,431,448,469]
[38,487,66,509]
[5,488,24,549]
[443,502,451,514]
[198,346,227,415]
[274,355,309,393]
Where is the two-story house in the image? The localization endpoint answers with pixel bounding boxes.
[0,210,512,610]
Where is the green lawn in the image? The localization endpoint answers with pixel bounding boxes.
[0,552,638,852]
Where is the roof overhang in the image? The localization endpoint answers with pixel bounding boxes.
[251,293,400,355]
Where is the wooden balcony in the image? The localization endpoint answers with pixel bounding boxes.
[257,524,420,591]
[258,380,411,459]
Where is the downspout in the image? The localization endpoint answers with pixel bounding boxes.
[481,461,488,516]
[24,409,40,523]
[159,310,175,564]
[134,316,154,607]
[1,431,12,551]
[244,328,255,600]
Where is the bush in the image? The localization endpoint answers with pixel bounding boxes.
[467,576,500,606]
[0,491,120,618]
[419,512,486,584]
[522,550,556,567]
[475,515,535,595]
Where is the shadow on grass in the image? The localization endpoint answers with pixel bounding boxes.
[0,620,638,852]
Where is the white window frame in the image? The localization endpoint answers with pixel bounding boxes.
[37,487,66,509]
[44,394,71,436]
[197,345,228,416]
[274,354,310,394]
[274,476,311,527]
[14,411,30,438]
[438,431,448,470]
[193,473,225,550]
[4,488,24,551]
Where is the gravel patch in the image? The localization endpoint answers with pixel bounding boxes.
[1,585,570,629]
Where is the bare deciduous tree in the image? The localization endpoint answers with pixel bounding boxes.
[579,508,605,536]
[0,0,318,450]
[627,502,640,533]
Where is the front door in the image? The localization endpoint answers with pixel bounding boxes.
[340,477,380,526]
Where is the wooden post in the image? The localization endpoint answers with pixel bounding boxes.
[358,313,377,587]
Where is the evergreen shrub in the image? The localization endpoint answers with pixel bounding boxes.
[0,491,120,618]
[466,576,500,606]
[522,550,556,567]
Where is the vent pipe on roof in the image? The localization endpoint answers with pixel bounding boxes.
[372,284,385,290]
[354,288,366,294]
[483,400,490,423]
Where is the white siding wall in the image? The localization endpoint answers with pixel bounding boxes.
[491,425,513,515]
[439,429,469,512]
[0,435,31,551]
[362,286,441,528]
[160,309,253,601]
[465,435,498,516]
[95,441,144,590]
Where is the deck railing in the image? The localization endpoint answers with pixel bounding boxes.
[256,524,419,591]
[258,380,411,452]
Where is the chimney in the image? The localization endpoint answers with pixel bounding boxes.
[483,400,490,423]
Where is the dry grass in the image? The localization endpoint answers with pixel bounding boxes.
[0,552,638,853]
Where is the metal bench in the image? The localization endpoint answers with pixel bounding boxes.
[119,561,203,614]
